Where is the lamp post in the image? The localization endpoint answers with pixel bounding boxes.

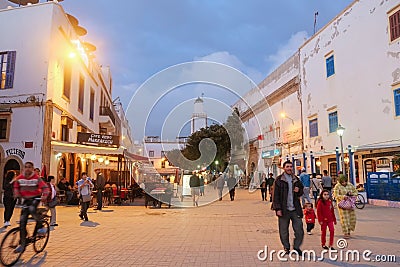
[215,160,219,172]
[336,124,346,176]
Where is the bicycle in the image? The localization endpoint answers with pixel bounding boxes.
[0,200,50,267]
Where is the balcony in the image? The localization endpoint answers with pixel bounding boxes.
[99,106,116,127]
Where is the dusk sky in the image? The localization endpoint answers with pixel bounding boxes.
[61,0,353,140]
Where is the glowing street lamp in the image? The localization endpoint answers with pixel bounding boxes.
[336,124,346,176]
[280,112,294,124]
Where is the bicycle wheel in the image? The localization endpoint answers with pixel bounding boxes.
[355,194,365,209]
[0,227,23,266]
[33,220,50,253]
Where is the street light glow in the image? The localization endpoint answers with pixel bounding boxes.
[215,160,219,165]
[280,112,286,118]
[336,124,345,137]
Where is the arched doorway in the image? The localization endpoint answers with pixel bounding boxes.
[58,156,67,182]
[4,159,21,177]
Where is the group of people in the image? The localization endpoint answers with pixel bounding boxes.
[272,160,358,255]
[260,173,275,202]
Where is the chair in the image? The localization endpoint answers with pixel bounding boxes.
[111,187,121,205]
[57,190,66,204]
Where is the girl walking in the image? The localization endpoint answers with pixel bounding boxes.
[303,203,316,235]
[317,189,336,249]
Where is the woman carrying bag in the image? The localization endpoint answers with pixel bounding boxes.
[77,172,93,221]
[333,174,357,239]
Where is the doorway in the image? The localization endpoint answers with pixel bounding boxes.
[4,159,21,177]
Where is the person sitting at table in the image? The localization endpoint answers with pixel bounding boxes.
[57,177,73,203]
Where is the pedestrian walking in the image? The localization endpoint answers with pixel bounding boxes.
[47,175,58,226]
[227,176,237,201]
[317,189,337,249]
[3,170,17,227]
[77,172,93,221]
[303,203,316,235]
[311,173,323,205]
[272,161,304,255]
[199,176,205,196]
[333,175,357,239]
[94,169,105,210]
[189,172,200,206]
[216,174,225,201]
[260,179,267,201]
[267,173,275,202]
[300,168,312,206]
[322,170,332,197]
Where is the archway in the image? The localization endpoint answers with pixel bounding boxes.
[4,159,21,177]
[58,156,67,182]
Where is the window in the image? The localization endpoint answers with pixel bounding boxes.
[309,118,318,137]
[328,111,338,133]
[89,89,95,121]
[161,160,165,168]
[326,55,335,77]
[61,125,69,142]
[149,150,154,157]
[0,51,16,89]
[63,61,71,99]
[78,74,85,113]
[0,115,10,140]
[389,9,400,41]
[394,89,400,116]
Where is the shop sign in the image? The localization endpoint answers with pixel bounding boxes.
[262,149,281,159]
[77,133,119,147]
[6,148,25,159]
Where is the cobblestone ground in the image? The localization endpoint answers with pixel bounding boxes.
[0,188,399,267]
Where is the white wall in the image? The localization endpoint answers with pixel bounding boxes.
[300,0,400,153]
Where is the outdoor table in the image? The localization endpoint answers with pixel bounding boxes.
[149,188,172,208]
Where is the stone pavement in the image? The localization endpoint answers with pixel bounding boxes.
[0,189,399,267]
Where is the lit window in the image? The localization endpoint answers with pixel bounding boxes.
[326,55,335,78]
[309,118,318,138]
[328,111,338,133]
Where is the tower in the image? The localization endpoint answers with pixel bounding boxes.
[191,96,207,134]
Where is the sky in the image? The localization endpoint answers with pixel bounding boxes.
[61,0,353,140]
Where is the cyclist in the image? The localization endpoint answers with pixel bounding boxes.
[13,161,49,253]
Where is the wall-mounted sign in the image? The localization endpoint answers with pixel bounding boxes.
[77,132,119,147]
[24,142,33,148]
[6,148,25,159]
[262,148,281,159]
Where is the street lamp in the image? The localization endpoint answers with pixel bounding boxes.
[280,112,294,124]
[215,160,219,172]
[336,124,346,176]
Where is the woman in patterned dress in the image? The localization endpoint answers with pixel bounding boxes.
[333,174,358,239]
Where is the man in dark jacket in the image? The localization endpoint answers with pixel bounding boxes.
[94,169,105,210]
[189,172,200,206]
[227,176,237,201]
[272,161,304,255]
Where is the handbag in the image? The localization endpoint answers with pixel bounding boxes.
[338,196,356,210]
[82,194,91,202]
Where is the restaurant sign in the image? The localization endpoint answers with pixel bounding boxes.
[77,133,119,147]
[6,148,25,159]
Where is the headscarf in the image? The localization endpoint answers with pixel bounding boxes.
[338,174,348,183]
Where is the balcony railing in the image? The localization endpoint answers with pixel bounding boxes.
[99,106,116,125]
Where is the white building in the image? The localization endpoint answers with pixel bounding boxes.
[235,0,400,185]
[0,1,134,189]
[299,0,400,184]
[191,97,207,134]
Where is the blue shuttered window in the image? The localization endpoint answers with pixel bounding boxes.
[326,55,335,77]
[394,89,400,116]
[309,118,318,137]
[328,111,338,133]
[0,51,16,89]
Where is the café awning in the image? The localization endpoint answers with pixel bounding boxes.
[52,140,125,156]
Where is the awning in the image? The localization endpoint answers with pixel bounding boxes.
[52,140,124,156]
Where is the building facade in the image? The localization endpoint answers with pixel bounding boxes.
[0,1,132,190]
[235,0,400,186]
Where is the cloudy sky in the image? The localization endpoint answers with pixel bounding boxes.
[61,0,352,140]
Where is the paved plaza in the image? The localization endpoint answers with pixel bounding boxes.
[0,189,399,267]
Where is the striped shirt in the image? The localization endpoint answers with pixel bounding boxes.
[14,173,49,199]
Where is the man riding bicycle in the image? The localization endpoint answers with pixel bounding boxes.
[13,161,49,253]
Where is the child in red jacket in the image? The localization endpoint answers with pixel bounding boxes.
[317,189,337,249]
[303,203,316,235]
